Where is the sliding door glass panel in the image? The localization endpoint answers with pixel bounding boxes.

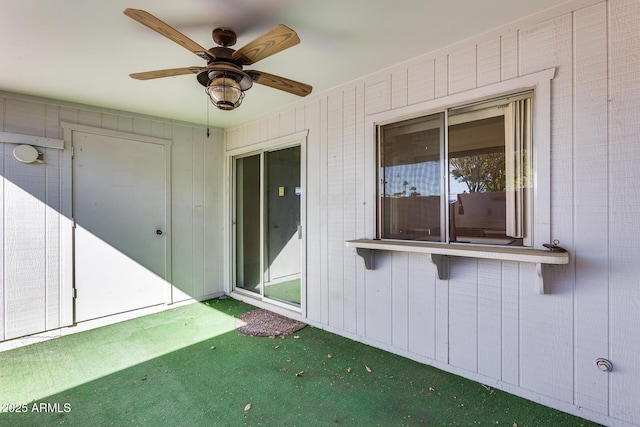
[379,113,443,241]
[235,154,261,294]
[264,146,301,306]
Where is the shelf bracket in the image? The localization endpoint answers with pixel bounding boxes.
[430,254,450,280]
[355,248,375,270]
[536,263,545,294]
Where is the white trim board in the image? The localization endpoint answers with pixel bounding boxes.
[0,131,64,149]
[225,129,309,155]
[60,122,172,146]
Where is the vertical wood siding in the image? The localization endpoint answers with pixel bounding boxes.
[573,2,609,415]
[519,13,576,404]
[0,94,225,341]
[327,90,345,330]
[225,1,639,425]
[608,0,640,423]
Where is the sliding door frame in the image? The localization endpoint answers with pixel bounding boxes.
[224,130,308,315]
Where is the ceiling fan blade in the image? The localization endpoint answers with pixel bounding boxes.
[130,67,203,80]
[124,9,213,60]
[233,24,300,65]
[246,70,312,97]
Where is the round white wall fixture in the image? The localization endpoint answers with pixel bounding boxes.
[13,144,40,163]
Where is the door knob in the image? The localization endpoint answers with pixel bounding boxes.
[156,229,164,235]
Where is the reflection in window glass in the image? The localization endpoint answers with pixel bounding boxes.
[448,114,517,245]
[379,113,442,241]
[449,114,522,245]
[448,96,532,246]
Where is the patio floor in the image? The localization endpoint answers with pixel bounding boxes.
[0,297,600,426]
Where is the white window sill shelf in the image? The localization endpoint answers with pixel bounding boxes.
[345,239,569,294]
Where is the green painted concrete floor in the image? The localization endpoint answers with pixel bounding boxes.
[0,298,600,426]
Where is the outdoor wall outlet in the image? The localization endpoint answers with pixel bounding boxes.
[595,358,613,372]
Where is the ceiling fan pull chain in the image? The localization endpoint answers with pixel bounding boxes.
[206,95,211,139]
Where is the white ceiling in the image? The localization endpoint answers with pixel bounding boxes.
[1,0,565,128]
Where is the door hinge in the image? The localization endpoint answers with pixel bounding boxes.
[73,288,77,299]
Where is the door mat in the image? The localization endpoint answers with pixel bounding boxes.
[235,309,306,337]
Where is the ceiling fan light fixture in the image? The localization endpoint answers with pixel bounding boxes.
[206,75,244,110]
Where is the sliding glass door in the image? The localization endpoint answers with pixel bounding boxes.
[235,154,262,294]
[233,145,302,308]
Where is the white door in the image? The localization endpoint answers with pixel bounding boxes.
[73,130,170,322]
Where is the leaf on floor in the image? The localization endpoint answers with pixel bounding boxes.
[244,403,251,412]
[365,365,372,373]
[296,371,304,377]
[294,335,300,339]
[347,367,352,373]
[327,354,333,358]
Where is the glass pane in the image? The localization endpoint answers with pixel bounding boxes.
[448,112,523,246]
[379,113,442,241]
[264,146,301,307]
[235,154,262,294]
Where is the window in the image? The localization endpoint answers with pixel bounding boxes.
[378,92,533,247]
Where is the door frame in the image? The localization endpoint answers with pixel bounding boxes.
[62,122,172,323]
[224,130,308,315]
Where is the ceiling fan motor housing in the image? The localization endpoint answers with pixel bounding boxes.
[194,46,252,89]
[196,61,253,91]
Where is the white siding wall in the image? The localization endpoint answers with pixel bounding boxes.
[0,92,225,341]
[225,1,640,425]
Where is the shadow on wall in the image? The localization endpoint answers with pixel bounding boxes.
[1,142,71,340]
[1,133,183,341]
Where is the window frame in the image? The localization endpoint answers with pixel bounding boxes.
[364,68,555,250]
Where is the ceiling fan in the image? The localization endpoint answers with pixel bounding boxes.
[123,8,312,111]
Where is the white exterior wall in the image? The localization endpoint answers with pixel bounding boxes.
[0,91,225,342]
[225,1,640,425]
